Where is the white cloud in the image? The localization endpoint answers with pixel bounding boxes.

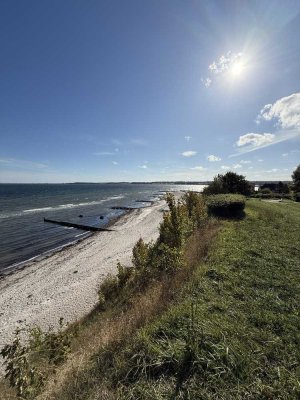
[190,166,206,171]
[182,151,197,157]
[240,160,251,164]
[138,165,148,169]
[233,93,300,157]
[94,151,116,156]
[237,133,275,148]
[208,52,242,75]
[207,155,221,162]
[202,51,243,87]
[201,77,212,87]
[221,165,230,170]
[112,161,118,165]
[282,153,288,157]
[184,136,192,141]
[0,157,48,170]
[258,93,300,129]
[258,159,263,162]
[233,164,242,169]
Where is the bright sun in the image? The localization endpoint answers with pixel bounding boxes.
[230,61,245,77]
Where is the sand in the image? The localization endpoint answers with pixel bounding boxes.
[0,200,166,351]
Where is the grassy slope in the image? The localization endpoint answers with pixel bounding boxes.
[92,200,300,399]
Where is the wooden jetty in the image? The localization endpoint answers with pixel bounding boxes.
[44,218,114,232]
[110,206,136,210]
[135,200,154,204]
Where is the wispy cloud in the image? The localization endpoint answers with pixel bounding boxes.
[282,153,288,157]
[182,151,197,157]
[240,160,251,164]
[220,163,242,170]
[94,151,116,156]
[207,154,221,162]
[184,136,192,142]
[0,157,48,170]
[190,166,206,170]
[232,129,300,156]
[112,161,118,165]
[138,165,148,169]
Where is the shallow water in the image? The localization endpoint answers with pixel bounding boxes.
[0,183,205,272]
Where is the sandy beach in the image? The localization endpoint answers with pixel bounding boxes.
[0,199,166,352]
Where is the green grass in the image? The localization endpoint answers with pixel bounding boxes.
[90,200,300,399]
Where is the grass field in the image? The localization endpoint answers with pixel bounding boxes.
[87,199,300,399]
[2,199,300,399]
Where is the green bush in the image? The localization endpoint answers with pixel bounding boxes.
[295,192,300,202]
[203,172,252,196]
[206,194,245,218]
[0,319,72,399]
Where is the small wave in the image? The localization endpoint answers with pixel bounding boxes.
[24,207,55,213]
[75,232,89,238]
[105,195,125,201]
[0,197,125,220]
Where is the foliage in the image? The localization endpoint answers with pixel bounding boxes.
[0,329,44,399]
[261,182,290,194]
[292,164,300,192]
[0,319,71,399]
[132,238,150,271]
[206,194,245,218]
[159,194,192,248]
[203,171,252,196]
[182,191,207,228]
[251,192,293,200]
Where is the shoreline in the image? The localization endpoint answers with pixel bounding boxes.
[0,208,135,279]
[0,199,166,354]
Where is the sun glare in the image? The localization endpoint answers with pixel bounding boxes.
[230,61,245,77]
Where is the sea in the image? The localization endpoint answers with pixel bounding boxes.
[0,183,206,274]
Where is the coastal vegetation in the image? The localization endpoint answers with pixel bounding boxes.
[1,187,300,399]
[202,171,252,196]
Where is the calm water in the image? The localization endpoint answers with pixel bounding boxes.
[0,183,205,274]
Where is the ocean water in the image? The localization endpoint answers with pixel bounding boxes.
[0,183,205,274]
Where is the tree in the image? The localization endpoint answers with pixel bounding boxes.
[292,164,300,192]
[203,171,252,196]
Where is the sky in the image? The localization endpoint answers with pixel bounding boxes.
[0,0,300,183]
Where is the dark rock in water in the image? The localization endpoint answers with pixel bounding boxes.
[78,215,83,218]
[99,216,104,219]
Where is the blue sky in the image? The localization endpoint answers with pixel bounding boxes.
[0,0,300,183]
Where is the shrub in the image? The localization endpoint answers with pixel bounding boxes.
[203,172,252,196]
[159,194,192,248]
[132,238,150,271]
[206,194,245,218]
[183,191,207,228]
[295,193,300,202]
[0,319,72,399]
[149,243,184,273]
